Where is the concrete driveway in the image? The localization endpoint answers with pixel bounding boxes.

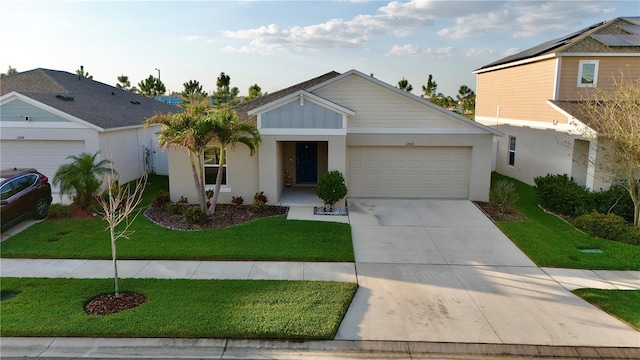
[335,199,639,346]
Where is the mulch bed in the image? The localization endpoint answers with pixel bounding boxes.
[84,292,147,316]
[473,201,527,222]
[144,203,289,231]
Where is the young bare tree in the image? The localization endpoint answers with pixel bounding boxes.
[96,173,148,296]
[582,74,640,226]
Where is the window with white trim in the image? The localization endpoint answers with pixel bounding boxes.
[577,60,598,87]
[508,136,516,167]
[203,145,227,186]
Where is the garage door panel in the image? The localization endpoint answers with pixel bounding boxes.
[348,146,470,199]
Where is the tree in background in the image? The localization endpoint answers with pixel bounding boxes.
[244,84,264,102]
[53,152,114,208]
[181,80,208,108]
[116,74,137,92]
[138,75,166,98]
[421,74,438,102]
[456,85,476,119]
[0,66,18,77]
[397,77,413,92]
[212,72,239,107]
[76,65,93,79]
[582,74,640,226]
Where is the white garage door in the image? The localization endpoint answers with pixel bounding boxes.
[348,146,470,198]
[0,140,86,190]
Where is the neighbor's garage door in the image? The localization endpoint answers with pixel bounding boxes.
[0,140,85,190]
[348,146,470,198]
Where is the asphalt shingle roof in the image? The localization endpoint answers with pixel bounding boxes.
[0,68,180,130]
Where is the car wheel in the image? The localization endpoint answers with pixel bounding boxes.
[34,198,49,220]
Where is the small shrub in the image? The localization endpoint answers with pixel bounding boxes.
[48,203,71,218]
[231,196,244,206]
[489,180,519,214]
[178,196,189,204]
[152,190,171,209]
[317,170,348,208]
[253,191,268,204]
[534,174,590,217]
[590,185,635,223]
[573,211,640,246]
[167,202,185,215]
[183,206,207,224]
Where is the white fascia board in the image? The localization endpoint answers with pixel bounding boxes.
[248,90,355,116]
[260,128,347,136]
[103,125,145,133]
[347,127,500,135]
[0,92,104,131]
[308,69,503,137]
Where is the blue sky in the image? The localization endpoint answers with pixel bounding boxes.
[2,1,638,97]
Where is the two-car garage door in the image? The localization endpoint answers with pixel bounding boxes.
[347,146,470,198]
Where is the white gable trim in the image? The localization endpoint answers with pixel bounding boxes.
[308,69,503,137]
[0,91,103,131]
[348,127,496,135]
[247,90,355,116]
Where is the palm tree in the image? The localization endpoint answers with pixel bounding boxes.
[144,103,216,212]
[53,152,115,208]
[207,108,261,215]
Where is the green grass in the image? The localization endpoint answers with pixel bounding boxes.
[0,277,358,339]
[573,289,640,330]
[492,173,640,270]
[0,175,354,262]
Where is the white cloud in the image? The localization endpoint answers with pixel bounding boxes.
[181,35,202,41]
[387,44,456,58]
[466,48,495,57]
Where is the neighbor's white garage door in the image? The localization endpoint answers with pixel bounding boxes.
[348,146,470,198]
[0,140,85,190]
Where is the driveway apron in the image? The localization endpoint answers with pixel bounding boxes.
[335,199,639,346]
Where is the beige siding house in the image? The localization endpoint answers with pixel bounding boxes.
[168,70,502,205]
[474,17,639,190]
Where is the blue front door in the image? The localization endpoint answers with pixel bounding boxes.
[296,142,317,184]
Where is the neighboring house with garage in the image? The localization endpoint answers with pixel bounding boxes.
[166,69,502,205]
[0,68,179,201]
[474,16,639,190]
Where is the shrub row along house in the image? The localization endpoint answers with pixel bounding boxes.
[0,69,178,202]
[474,16,639,192]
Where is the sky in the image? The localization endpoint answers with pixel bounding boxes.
[2,1,638,97]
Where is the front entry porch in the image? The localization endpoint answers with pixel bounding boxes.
[278,186,322,206]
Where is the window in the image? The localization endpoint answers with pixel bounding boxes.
[577,60,599,87]
[508,136,516,167]
[203,145,227,186]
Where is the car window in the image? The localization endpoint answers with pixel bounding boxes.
[14,174,37,193]
[0,181,16,200]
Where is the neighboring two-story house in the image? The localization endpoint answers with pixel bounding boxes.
[474,17,639,190]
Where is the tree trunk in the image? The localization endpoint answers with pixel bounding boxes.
[110,227,119,297]
[208,147,225,216]
[188,150,207,212]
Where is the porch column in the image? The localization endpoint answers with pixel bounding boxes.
[258,135,278,204]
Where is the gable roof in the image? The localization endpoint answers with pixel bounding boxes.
[232,71,341,124]
[0,68,180,130]
[475,17,640,73]
[247,90,355,116]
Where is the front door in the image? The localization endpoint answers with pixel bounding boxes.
[296,142,317,184]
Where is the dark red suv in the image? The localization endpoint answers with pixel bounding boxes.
[1,168,53,232]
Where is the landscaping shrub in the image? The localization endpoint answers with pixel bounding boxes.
[316,171,348,209]
[489,179,519,214]
[183,206,208,224]
[251,192,268,212]
[231,196,244,206]
[534,174,590,217]
[48,203,71,219]
[589,185,635,223]
[152,190,171,209]
[573,211,640,246]
[167,202,185,215]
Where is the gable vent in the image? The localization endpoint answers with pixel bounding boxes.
[56,94,74,101]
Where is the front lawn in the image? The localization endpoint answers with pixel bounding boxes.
[573,289,640,330]
[491,173,640,270]
[0,277,358,339]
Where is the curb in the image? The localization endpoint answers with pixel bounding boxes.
[2,338,639,359]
